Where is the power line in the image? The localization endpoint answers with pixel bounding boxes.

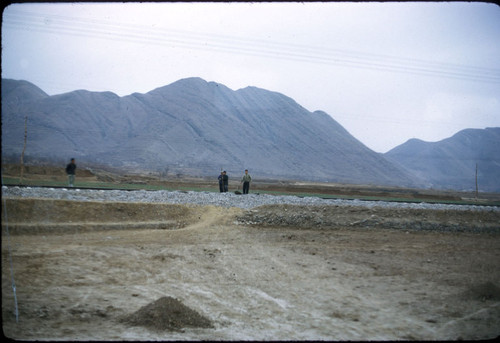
[4,10,500,84]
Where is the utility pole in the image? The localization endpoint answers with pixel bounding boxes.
[475,163,478,199]
[20,116,27,185]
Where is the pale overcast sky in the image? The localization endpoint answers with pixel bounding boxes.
[2,2,500,152]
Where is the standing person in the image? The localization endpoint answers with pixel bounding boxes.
[222,171,229,193]
[241,169,252,194]
[66,158,76,187]
[218,171,224,193]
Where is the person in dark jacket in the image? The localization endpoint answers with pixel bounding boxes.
[218,171,224,193]
[66,158,76,187]
[222,171,229,192]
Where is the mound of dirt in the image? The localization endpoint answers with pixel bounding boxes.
[122,296,213,332]
[236,204,500,233]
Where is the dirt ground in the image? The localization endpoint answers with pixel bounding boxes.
[2,197,500,341]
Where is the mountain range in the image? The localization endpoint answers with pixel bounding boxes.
[385,127,500,192]
[2,78,499,192]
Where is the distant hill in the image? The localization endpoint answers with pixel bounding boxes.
[385,128,500,192]
[2,77,421,187]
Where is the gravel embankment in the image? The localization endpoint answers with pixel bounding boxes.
[2,186,498,212]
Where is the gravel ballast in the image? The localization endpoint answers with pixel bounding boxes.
[2,186,498,212]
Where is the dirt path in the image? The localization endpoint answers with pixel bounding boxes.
[2,199,500,340]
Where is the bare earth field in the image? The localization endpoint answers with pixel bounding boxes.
[2,196,500,341]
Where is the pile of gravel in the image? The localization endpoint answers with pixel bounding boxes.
[2,186,498,212]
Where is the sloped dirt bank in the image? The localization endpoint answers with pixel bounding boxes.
[2,198,500,340]
[2,198,201,235]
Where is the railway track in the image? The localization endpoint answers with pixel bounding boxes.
[3,183,499,207]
